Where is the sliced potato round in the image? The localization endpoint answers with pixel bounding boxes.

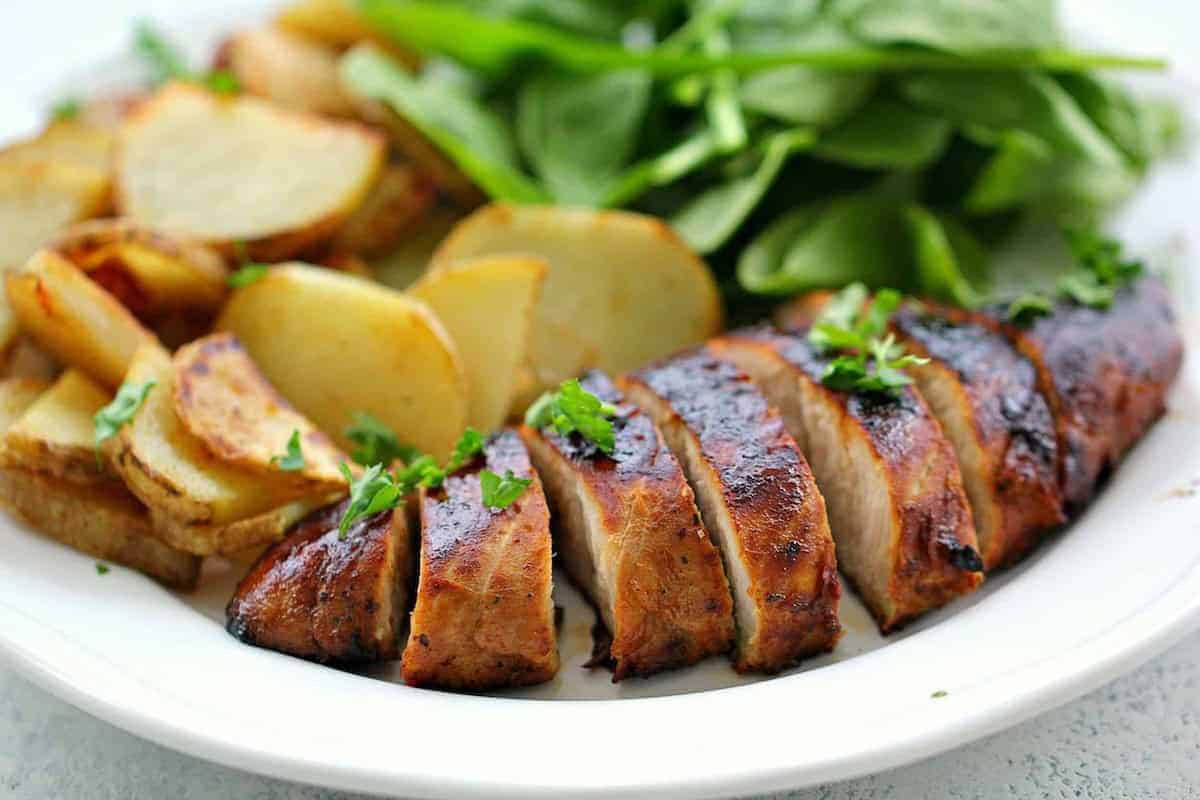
[116,83,385,260]
[228,27,355,117]
[112,344,305,527]
[331,162,436,257]
[216,263,467,458]
[5,249,156,389]
[0,377,51,432]
[0,161,110,269]
[174,333,347,492]
[50,218,228,317]
[431,204,724,391]
[409,255,545,431]
[0,119,116,174]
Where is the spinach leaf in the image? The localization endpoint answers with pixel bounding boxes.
[672,128,816,254]
[898,71,1124,167]
[835,0,1060,52]
[737,189,913,295]
[962,127,1056,213]
[604,130,720,206]
[904,205,988,307]
[701,29,748,154]
[739,68,876,127]
[813,95,952,169]
[341,45,548,203]
[517,69,651,205]
[1057,74,1181,168]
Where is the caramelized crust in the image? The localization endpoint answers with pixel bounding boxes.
[974,277,1183,509]
[401,430,558,690]
[711,328,982,633]
[226,500,410,663]
[520,371,734,681]
[892,305,1065,570]
[623,353,841,672]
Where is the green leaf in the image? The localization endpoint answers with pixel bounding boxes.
[271,430,306,472]
[961,127,1056,214]
[396,454,446,490]
[739,68,876,127]
[134,22,191,84]
[737,189,913,296]
[603,130,720,207]
[479,468,533,510]
[204,69,242,95]
[338,463,404,539]
[517,69,651,205]
[524,378,617,454]
[1057,269,1114,309]
[700,29,747,154]
[94,380,156,451]
[1056,74,1180,167]
[95,563,110,576]
[672,127,816,254]
[836,0,1060,52]
[345,411,419,467]
[904,205,988,307]
[228,263,269,288]
[341,46,548,203]
[50,98,81,121]
[813,95,952,169]
[446,427,486,472]
[1007,293,1054,325]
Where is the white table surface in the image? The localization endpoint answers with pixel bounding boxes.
[3,2,1199,799]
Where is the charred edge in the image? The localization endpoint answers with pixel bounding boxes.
[941,537,984,573]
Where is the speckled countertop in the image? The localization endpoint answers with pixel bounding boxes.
[4,631,1198,799]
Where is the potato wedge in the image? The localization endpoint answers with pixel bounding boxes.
[0,338,60,382]
[216,263,467,458]
[0,378,51,431]
[371,208,461,290]
[409,256,545,431]
[331,162,436,257]
[50,218,228,317]
[431,204,724,392]
[0,119,116,175]
[148,493,337,557]
[116,83,385,260]
[2,369,117,485]
[276,0,418,62]
[227,27,355,117]
[0,467,200,589]
[5,249,156,389]
[315,251,374,278]
[111,343,309,529]
[0,161,110,269]
[173,333,347,491]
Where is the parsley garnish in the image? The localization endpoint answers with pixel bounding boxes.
[134,22,241,94]
[337,462,402,539]
[95,563,110,576]
[228,263,268,288]
[345,412,419,467]
[525,379,618,454]
[446,427,485,472]
[1006,293,1054,325]
[931,690,948,699]
[808,284,928,396]
[50,98,81,121]
[94,380,156,451]
[480,469,532,511]
[271,430,306,471]
[1057,226,1144,310]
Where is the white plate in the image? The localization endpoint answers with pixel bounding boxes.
[1,3,1199,797]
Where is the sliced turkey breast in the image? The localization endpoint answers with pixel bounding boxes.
[401,429,558,690]
[226,500,411,663]
[709,328,983,633]
[520,370,735,681]
[888,303,1066,570]
[622,352,842,672]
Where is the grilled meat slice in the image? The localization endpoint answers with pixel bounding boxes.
[622,353,841,672]
[973,277,1183,509]
[889,304,1065,570]
[710,328,983,633]
[226,500,411,663]
[401,429,558,690]
[520,371,735,681]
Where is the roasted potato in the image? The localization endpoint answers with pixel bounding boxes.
[0,378,51,430]
[331,162,436,257]
[116,83,385,261]
[50,218,228,318]
[0,338,60,382]
[0,467,201,589]
[276,0,388,49]
[431,204,724,393]
[409,256,545,431]
[0,118,116,175]
[227,27,355,117]
[0,161,110,269]
[2,369,116,485]
[216,263,467,458]
[147,494,337,557]
[111,343,307,531]
[5,249,157,389]
[173,333,348,492]
[314,251,374,278]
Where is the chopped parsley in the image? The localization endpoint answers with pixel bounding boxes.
[204,69,241,95]
[1006,293,1054,325]
[931,690,948,699]
[93,379,156,451]
[480,469,532,511]
[134,22,241,94]
[228,263,268,288]
[345,412,419,467]
[1005,226,1143,321]
[337,463,403,539]
[95,563,110,576]
[446,427,485,472]
[50,98,81,121]
[271,430,305,471]
[525,379,618,454]
[808,284,928,396]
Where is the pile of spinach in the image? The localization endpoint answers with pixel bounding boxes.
[344,0,1178,321]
